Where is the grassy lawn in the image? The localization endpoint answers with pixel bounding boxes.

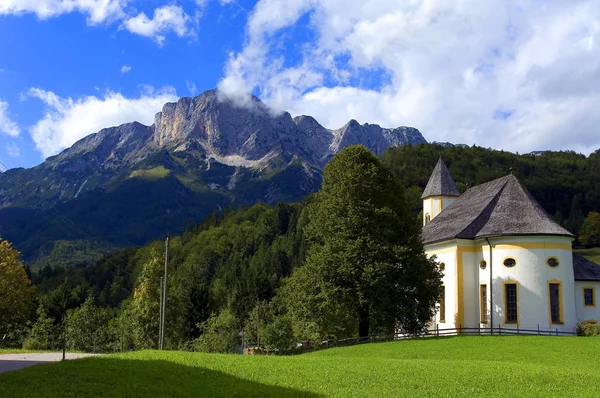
[1,336,599,397]
[575,247,600,264]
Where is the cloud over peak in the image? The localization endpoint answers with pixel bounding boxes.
[28,86,178,158]
[219,0,600,154]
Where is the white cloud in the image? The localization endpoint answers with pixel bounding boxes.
[121,5,197,45]
[0,0,126,24]
[121,65,132,74]
[0,99,20,137]
[28,86,178,158]
[186,81,197,96]
[6,141,20,157]
[219,0,600,154]
[0,1,199,44]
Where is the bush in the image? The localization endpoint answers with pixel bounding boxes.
[23,305,58,350]
[576,321,600,336]
[194,308,240,353]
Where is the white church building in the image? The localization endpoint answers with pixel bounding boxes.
[422,159,600,333]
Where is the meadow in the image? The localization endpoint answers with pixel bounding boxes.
[1,336,599,397]
[575,247,600,264]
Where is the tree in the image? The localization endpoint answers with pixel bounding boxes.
[194,308,240,353]
[66,296,111,352]
[0,239,36,346]
[580,212,600,247]
[296,145,442,338]
[47,279,77,359]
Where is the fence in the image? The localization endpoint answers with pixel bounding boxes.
[276,324,576,355]
[426,324,576,337]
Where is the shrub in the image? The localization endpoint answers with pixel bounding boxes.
[576,321,600,336]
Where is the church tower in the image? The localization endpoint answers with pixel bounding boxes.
[422,158,460,226]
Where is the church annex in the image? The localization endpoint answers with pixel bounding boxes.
[422,159,600,332]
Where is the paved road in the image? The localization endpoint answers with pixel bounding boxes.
[0,352,100,374]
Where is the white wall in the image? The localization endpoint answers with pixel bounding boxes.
[425,241,458,329]
[575,281,600,323]
[479,236,576,333]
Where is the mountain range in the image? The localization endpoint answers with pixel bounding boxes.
[0,89,426,267]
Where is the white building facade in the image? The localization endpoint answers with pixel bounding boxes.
[422,159,600,333]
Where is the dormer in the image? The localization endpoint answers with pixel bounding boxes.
[422,158,460,226]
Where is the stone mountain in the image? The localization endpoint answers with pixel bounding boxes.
[0,89,426,267]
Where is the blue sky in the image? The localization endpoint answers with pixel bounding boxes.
[1,0,600,170]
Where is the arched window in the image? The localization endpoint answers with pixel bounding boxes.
[439,262,445,271]
[479,260,487,270]
[425,213,431,225]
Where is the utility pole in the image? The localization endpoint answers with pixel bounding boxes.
[159,277,163,348]
[160,236,169,350]
[256,300,260,348]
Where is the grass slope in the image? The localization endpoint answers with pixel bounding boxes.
[1,337,599,397]
[575,247,600,264]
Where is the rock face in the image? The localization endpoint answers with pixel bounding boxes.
[0,89,426,266]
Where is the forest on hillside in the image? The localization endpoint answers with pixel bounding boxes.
[2,143,600,353]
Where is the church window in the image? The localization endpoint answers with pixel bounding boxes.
[549,282,562,324]
[504,283,518,324]
[503,258,516,268]
[479,260,487,270]
[480,284,488,323]
[425,213,431,225]
[439,286,446,323]
[439,262,445,271]
[547,257,559,268]
[583,287,595,307]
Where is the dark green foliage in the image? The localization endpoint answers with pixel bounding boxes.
[279,146,442,340]
[381,144,600,237]
[576,321,600,336]
[579,212,600,247]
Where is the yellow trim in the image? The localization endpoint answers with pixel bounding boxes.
[493,243,572,251]
[456,247,465,330]
[583,320,598,324]
[480,284,488,324]
[582,286,596,308]
[545,256,560,268]
[502,280,519,326]
[440,197,444,211]
[426,242,572,257]
[547,279,564,325]
[502,256,517,268]
[439,285,446,323]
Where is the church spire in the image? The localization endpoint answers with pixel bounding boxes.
[422,158,460,226]
[421,158,460,199]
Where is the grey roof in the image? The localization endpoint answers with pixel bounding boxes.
[573,254,600,281]
[421,158,461,198]
[422,174,575,244]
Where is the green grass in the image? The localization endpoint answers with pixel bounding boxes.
[575,247,600,264]
[129,166,171,180]
[1,336,599,397]
[0,349,49,354]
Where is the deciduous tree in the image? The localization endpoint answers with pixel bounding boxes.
[0,239,36,344]
[290,145,442,339]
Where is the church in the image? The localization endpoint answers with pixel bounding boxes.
[422,159,600,333]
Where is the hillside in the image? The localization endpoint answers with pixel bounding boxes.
[1,337,599,397]
[0,89,425,268]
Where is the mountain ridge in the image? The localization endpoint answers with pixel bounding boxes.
[0,89,426,267]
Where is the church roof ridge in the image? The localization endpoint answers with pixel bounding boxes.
[421,158,461,199]
[422,173,574,244]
